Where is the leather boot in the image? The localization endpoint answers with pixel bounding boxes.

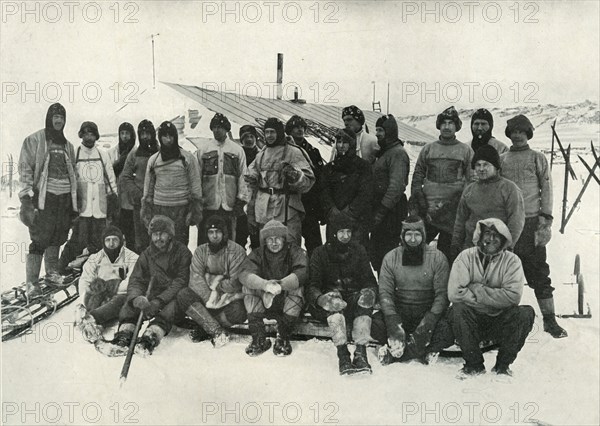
[538,298,568,338]
[26,253,44,297]
[245,314,271,356]
[352,344,372,374]
[44,246,60,276]
[273,314,295,356]
[337,345,354,375]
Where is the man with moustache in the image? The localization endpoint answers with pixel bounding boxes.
[19,103,78,296]
[411,106,474,260]
[470,108,509,155]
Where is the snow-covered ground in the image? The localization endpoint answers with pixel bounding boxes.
[1,153,599,426]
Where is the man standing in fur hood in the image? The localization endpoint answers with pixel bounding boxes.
[371,114,410,272]
[196,113,249,246]
[321,128,373,248]
[411,106,474,260]
[177,215,247,347]
[106,215,192,356]
[285,115,325,257]
[239,220,307,357]
[470,108,509,155]
[500,114,567,338]
[19,103,78,296]
[120,119,159,253]
[449,218,535,377]
[109,122,136,250]
[377,216,452,365]
[245,118,315,246]
[141,120,203,246]
[307,214,378,375]
[330,105,379,164]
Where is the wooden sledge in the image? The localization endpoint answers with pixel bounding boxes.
[222,314,499,356]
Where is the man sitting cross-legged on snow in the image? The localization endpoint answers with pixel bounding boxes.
[239,220,307,357]
[176,215,247,348]
[376,215,453,365]
[307,214,378,375]
[103,215,192,356]
[74,225,138,343]
[448,217,535,378]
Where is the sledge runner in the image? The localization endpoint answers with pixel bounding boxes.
[470,108,509,155]
[245,118,315,246]
[377,216,452,365]
[448,218,535,378]
[120,119,159,253]
[100,215,192,356]
[410,106,474,261]
[321,128,373,248]
[235,124,261,250]
[307,215,378,375]
[239,220,306,356]
[370,114,410,272]
[58,121,118,272]
[196,113,249,245]
[141,121,203,246]
[74,225,138,343]
[18,103,78,297]
[285,115,325,257]
[176,215,247,347]
[108,122,137,251]
[500,114,568,338]
[451,144,525,259]
[330,105,379,164]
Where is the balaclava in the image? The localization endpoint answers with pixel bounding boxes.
[205,215,229,254]
[102,225,124,263]
[45,103,67,145]
[400,216,427,266]
[136,119,159,157]
[157,121,181,161]
[471,108,494,151]
[263,118,286,147]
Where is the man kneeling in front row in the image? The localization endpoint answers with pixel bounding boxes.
[449,218,535,377]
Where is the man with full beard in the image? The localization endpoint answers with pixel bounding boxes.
[470,108,509,155]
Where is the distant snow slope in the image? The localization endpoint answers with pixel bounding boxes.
[399,100,600,150]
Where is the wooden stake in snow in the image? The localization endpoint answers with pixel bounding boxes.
[119,279,154,386]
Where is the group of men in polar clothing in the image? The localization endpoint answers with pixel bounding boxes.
[19,101,565,375]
